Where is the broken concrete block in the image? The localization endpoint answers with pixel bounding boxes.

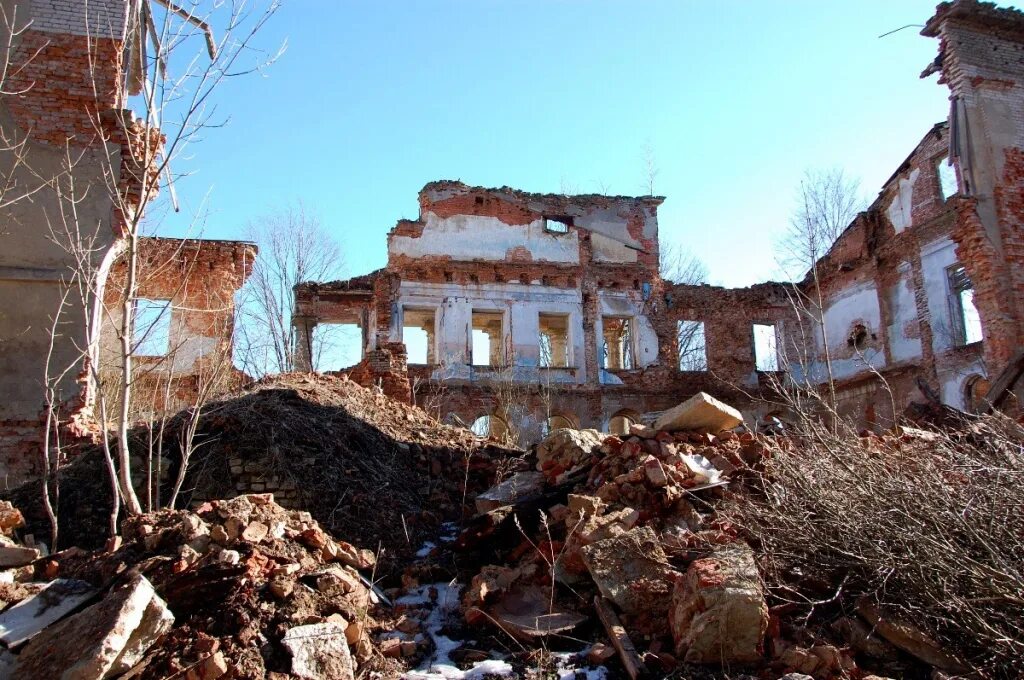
[474,471,544,514]
[282,622,354,680]
[0,545,39,569]
[536,428,604,474]
[0,502,25,535]
[107,588,176,676]
[671,542,767,664]
[654,392,743,433]
[0,578,95,647]
[15,574,173,679]
[581,526,678,617]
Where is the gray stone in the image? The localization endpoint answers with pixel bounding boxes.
[0,579,95,647]
[580,526,678,617]
[474,471,544,513]
[15,574,173,679]
[0,546,39,569]
[282,622,354,680]
[671,542,767,664]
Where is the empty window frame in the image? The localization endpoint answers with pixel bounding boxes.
[608,410,641,436]
[403,308,436,365]
[470,414,509,440]
[544,216,571,234]
[601,317,635,370]
[132,299,171,356]
[753,323,779,372]
[947,265,983,345]
[539,313,570,368]
[471,310,505,367]
[937,156,958,200]
[677,320,708,371]
[312,323,363,371]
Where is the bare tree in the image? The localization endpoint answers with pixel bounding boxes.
[776,168,863,417]
[640,142,659,196]
[35,1,283,519]
[659,239,708,285]
[239,203,345,376]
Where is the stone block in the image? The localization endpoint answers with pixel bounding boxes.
[654,392,742,433]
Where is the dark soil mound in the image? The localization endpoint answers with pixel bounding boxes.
[7,373,518,572]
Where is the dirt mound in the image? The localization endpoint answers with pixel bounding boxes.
[8,373,517,570]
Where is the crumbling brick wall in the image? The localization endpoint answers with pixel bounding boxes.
[100,237,257,417]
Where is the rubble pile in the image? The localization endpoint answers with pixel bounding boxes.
[10,373,515,568]
[0,494,404,679]
[425,393,959,679]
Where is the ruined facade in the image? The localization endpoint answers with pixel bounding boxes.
[99,237,257,418]
[297,0,1024,440]
[0,2,254,486]
[295,183,795,441]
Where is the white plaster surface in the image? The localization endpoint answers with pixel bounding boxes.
[920,238,959,353]
[887,263,923,362]
[389,213,580,264]
[886,168,919,233]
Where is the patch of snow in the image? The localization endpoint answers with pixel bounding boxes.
[552,652,609,680]
[439,522,459,543]
[415,541,437,558]
[401,583,513,680]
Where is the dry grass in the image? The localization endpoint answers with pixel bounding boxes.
[726,415,1024,677]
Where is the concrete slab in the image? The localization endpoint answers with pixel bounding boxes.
[653,392,743,433]
[0,579,95,647]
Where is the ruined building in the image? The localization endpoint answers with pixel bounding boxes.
[0,2,255,486]
[297,0,1024,441]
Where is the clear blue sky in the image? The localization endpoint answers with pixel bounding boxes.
[162,1,952,288]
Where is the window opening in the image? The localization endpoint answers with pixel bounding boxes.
[601,317,634,370]
[403,308,436,364]
[472,311,504,366]
[948,265,983,345]
[677,320,707,371]
[539,313,570,367]
[133,299,171,356]
[753,323,779,371]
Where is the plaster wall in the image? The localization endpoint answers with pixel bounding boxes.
[887,263,924,363]
[818,282,886,380]
[920,237,959,353]
[886,168,920,233]
[389,213,581,264]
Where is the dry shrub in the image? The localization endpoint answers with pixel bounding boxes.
[727,415,1024,677]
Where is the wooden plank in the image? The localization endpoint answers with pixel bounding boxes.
[594,595,648,680]
[983,349,1024,411]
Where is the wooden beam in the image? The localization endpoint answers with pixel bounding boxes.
[594,596,648,680]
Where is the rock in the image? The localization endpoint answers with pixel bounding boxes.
[380,637,402,658]
[0,545,39,569]
[671,542,767,664]
[654,392,742,433]
[0,503,25,535]
[581,526,678,617]
[0,578,95,647]
[832,616,898,660]
[587,642,616,664]
[195,651,228,680]
[316,567,362,597]
[566,494,605,519]
[107,589,176,676]
[856,599,969,674]
[536,428,604,475]
[15,574,173,679]
[474,471,544,514]
[241,521,269,543]
[282,622,354,680]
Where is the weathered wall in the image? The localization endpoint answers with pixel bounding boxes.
[0,1,139,486]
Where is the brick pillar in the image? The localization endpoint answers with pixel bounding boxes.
[293,316,315,372]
